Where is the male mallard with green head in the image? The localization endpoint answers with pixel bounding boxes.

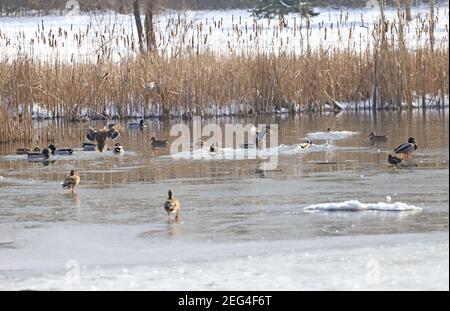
[48,144,74,155]
[394,137,417,160]
[150,137,169,148]
[27,148,51,161]
[63,170,80,192]
[164,190,180,222]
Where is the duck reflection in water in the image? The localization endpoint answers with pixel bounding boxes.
[66,192,80,208]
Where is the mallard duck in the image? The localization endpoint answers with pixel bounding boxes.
[82,142,97,151]
[209,142,222,153]
[62,170,80,192]
[240,143,255,149]
[394,137,417,160]
[113,143,124,154]
[128,120,146,129]
[86,126,120,152]
[150,137,169,147]
[369,132,388,143]
[241,125,271,149]
[27,148,51,161]
[388,154,403,166]
[255,125,271,148]
[299,140,312,149]
[16,147,40,155]
[48,144,74,155]
[164,190,180,222]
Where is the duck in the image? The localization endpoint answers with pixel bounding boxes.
[86,126,120,152]
[327,128,332,133]
[82,142,97,151]
[299,140,312,149]
[388,154,403,166]
[48,144,74,155]
[209,142,222,153]
[255,125,271,148]
[164,190,180,222]
[369,132,388,143]
[27,148,51,161]
[16,147,40,155]
[241,125,271,149]
[62,170,80,192]
[128,120,146,129]
[394,137,417,160]
[113,143,124,154]
[150,137,169,147]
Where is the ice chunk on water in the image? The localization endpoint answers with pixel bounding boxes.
[306,131,358,140]
[304,200,422,212]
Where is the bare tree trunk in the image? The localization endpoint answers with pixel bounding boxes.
[144,0,157,53]
[133,0,145,53]
[429,0,435,50]
[402,0,412,21]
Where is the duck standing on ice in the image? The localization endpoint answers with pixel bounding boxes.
[394,137,417,160]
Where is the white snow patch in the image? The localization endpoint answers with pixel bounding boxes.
[304,200,423,212]
[306,131,358,140]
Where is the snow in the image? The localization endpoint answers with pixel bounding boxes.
[304,200,423,212]
[306,131,359,140]
[0,3,448,63]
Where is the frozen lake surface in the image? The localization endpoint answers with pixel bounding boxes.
[0,110,448,290]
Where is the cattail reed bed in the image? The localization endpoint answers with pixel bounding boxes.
[0,6,448,143]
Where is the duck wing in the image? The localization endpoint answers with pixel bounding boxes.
[86,128,96,142]
[108,128,120,141]
[395,143,413,154]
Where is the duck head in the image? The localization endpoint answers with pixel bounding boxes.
[368,132,375,138]
[42,148,51,158]
[48,144,57,154]
[408,137,416,144]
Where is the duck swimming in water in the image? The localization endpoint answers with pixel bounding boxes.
[369,132,388,144]
[113,143,124,154]
[128,120,146,129]
[48,144,74,155]
[150,137,169,147]
[27,148,51,161]
[62,170,80,193]
[16,147,40,155]
[299,140,312,149]
[82,142,97,151]
[394,137,417,160]
[164,190,180,222]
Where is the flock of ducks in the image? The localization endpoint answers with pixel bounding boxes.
[13,119,419,223]
[14,121,178,222]
[368,132,418,166]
